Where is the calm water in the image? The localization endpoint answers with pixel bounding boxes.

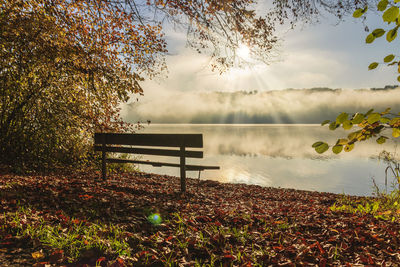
[136,124,399,196]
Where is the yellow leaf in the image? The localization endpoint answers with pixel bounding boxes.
[337,138,348,145]
[32,251,45,260]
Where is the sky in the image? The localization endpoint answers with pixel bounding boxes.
[123,7,400,124]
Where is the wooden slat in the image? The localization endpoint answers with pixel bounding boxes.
[185,165,220,171]
[94,133,203,148]
[106,158,181,168]
[106,158,220,171]
[94,145,203,158]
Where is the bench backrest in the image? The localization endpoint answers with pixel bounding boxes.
[94,133,204,158]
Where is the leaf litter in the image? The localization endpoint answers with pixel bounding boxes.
[0,170,399,266]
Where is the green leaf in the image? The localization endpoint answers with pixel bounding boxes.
[377,0,389,11]
[382,107,391,114]
[393,128,400,137]
[352,113,365,124]
[368,62,379,70]
[397,75,400,82]
[348,130,362,141]
[353,8,365,18]
[384,54,395,62]
[372,28,386,37]
[343,120,353,130]
[387,28,398,42]
[383,6,400,23]
[365,109,374,116]
[344,143,355,152]
[329,121,339,130]
[321,120,330,126]
[380,117,390,124]
[336,112,349,124]
[312,141,324,148]
[332,145,343,154]
[366,33,376,43]
[315,142,329,154]
[376,136,388,144]
[367,113,381,124]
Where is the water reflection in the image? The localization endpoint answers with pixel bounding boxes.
[139,124,398,196]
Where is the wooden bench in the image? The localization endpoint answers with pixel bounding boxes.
[94,133,220,192]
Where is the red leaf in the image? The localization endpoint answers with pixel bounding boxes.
[138,251,149,257]
[367,254,374,265]
[316,241,325,254]
[319,258,327,267]
[96,257,107,267]
[360,254,369,264]
[223,254,235,260]
[273,245,284,251]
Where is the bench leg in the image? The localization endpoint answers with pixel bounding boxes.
[102,142,107,180]
[180,146,186,193]
[180,165,186,193]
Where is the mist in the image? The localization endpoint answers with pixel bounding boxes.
[124,86,400,124]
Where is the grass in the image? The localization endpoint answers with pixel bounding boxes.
[331,191,400,222]
[330,151,400,222]
[1,206,134,263]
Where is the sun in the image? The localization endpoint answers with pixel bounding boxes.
[237,44,251,61]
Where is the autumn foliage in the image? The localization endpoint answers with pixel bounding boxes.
[0,0,168,169]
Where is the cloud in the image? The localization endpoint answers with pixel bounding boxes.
[140,46,349,94]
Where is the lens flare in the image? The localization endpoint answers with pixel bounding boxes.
[148,213,162,225]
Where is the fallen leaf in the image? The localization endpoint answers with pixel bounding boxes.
[32,251,45,260]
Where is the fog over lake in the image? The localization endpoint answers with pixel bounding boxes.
[135,124,400,196]
[125,87,400,124]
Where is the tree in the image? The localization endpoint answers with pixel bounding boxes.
[312,0,400,155]
[0,0,165,168]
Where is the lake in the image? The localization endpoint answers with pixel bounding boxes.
[137,124,399,196]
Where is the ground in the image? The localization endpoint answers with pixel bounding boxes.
[0,170,399,266]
